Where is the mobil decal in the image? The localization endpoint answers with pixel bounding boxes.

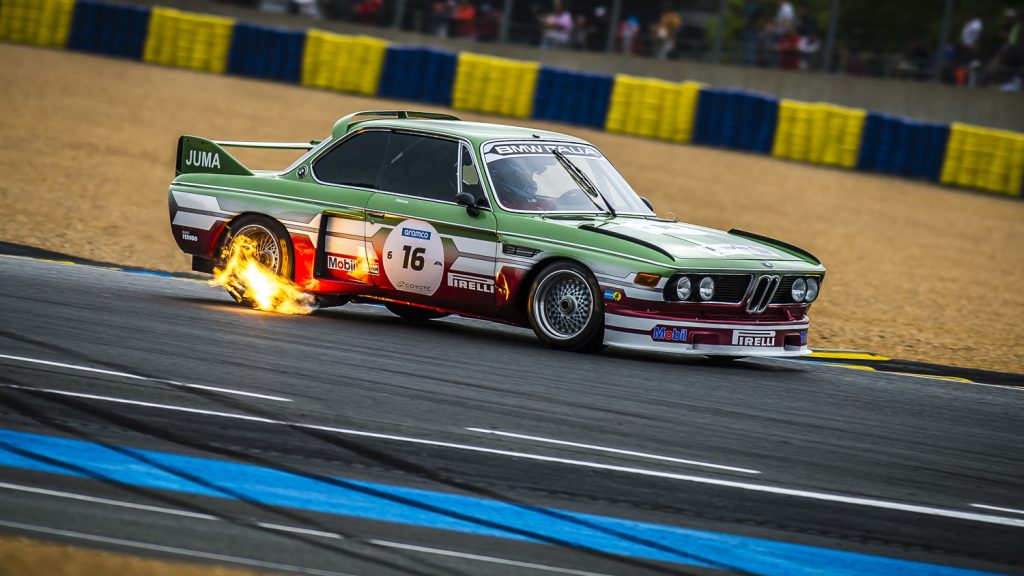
[651,325,687,343]
[327,255,359,272]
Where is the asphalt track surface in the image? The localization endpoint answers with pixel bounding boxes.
[0,255,1022,576]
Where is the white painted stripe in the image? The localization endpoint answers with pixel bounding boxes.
[450,256,495,276]
[971,504,1024,516]
[0,520,359,576]
[369,540,616,576]
[171,211,221,231]
[0,354,291,402]
[257,523,344,539]
[449,235,498,258]
[0,482,218,520]
[465,429,760,474]
[604,313,808,331]
[171,191,223,212]
[3,383,1023,529]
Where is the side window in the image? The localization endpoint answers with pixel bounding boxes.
[379,133,459,202]
[313,131,388,188]
[460,144,486,205]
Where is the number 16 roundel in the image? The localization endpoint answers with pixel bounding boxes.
[382,219,445,296]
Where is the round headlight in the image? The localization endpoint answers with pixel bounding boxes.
[674,276,692,300]
[698,276,715,301]
[791,278,807,302]
[805,278,819,302]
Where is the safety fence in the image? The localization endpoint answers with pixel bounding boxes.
[1,0,1022,198]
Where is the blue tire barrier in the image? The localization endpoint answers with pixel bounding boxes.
[67,0,150,60]
[693,88,779,154]
[858,113,951,180]
[378,45,457,106]
[227,22,305,84]
[532,67,613,129]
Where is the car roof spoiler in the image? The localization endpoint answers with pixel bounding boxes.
[331,110,461,139]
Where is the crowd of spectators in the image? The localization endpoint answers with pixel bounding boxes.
[229,0,1024,90]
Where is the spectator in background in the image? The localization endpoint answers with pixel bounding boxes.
[429,0,451,37]
[477,2,500,41]
[587,6,609,52]
[354,0,382,24]
[539,0,573,49]
[775,0,795,31]
[740,0,763,66]
[776,23,800,70]
[616,15,640,55]
[292,0,323,18]
[993,9,1023,91]
[571,13,589,50]
[797,31,820,70]
[654,3,681,59]
[450,0,476,39]
[956,15,983,86]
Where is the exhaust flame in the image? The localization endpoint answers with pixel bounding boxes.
[210,235,317,315]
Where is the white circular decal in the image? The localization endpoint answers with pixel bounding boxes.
[382,219,445,296]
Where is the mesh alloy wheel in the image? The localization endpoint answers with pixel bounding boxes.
[534,270,593,340]
[527,262,604,351]
[234,223,282,274]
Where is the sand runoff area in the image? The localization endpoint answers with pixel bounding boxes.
[1,43,1022,373]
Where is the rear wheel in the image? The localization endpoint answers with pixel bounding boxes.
[218,216,293,305]
[384,302,449,322]
[527,261,604,352]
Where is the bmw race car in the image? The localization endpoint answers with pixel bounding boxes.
[169,110,825,357]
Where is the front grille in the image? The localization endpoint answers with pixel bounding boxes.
[746,275,780,313]
[772,276,799,304]
[667,274,751,303]
[709,274,752,303]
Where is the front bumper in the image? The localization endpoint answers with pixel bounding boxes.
[603,311,811,357]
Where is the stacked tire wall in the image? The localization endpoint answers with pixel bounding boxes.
[2,0,1021,198]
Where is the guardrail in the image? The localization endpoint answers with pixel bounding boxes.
[2,0,1021,198]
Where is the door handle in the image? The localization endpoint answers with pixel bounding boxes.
[366,211,385,219]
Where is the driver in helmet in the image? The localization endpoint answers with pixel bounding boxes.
[491,159,554,210]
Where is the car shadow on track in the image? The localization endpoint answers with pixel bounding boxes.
[167,295,806,375]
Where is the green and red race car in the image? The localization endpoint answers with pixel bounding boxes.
[169,110,824,356]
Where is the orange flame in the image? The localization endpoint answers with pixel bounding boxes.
[210,235,317,315]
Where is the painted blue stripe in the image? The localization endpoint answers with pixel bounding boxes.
[0,429,996,576]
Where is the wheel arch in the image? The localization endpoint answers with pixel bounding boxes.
[214,211,297,280]
[513,255,591,314]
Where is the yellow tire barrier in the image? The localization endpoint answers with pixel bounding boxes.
[300,29,387,96]
[143,7,233,74]
[940,123,1024,197]
[452,52,539,119]
[0,0,75,48]
[604,75,701,143]
[772,100,866,169]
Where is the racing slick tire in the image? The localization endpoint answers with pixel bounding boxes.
[218,215,293,305]
[384,302,450,322]
[527,261,605,352]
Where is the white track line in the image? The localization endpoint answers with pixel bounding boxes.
[0,519,359,576]
[0,353,290,402]
[971,504,1024,516]
[0,482,613,575]
[3,383,1024,529]
[466,428,760,474]
[368,540,616,576]
[0,482,217,520]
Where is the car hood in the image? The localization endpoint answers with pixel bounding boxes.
[572,218,806,262]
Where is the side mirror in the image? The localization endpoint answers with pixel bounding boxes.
[455,192,480,216]
[641,196,654,211]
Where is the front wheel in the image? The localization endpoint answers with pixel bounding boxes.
[527,261,604,352]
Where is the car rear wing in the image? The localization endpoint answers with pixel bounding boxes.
[176,135,320,176]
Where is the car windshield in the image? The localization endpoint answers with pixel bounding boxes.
[482,141,654,214]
